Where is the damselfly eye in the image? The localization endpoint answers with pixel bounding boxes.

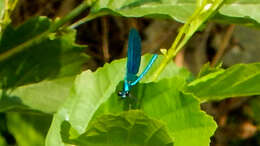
[118,91,123,97]
[125,91,129,96]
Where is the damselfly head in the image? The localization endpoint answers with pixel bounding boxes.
[118,91,129,98]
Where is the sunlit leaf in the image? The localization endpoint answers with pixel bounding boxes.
[219,0,260,24]
[186,63,260,101]
[90,0,196,23]
[46,54,213,146]
[0,76,75,113]
[89,0,260,26]
[95,76,216,146]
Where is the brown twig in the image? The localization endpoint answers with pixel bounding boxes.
[129,18,138,30]
[120,19,139,58]
[55,0,75,18]
[175,49,185,67]
[101,17,110,62]
[211,24,235,67]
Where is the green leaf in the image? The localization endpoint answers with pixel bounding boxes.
[89,0,260,27]
[186,63,260,101]
[0,16,88,113]
[0,16,87,89]
[46,57,126,146]
[219,0,260,24]
[6,113,52,146]
[96,76,216,146]
[0,76,75,113]
[90,0,196,23]
[61,110,173,146]
[90,0,260,25]
[140,79,216,146]
[46,54,190,146]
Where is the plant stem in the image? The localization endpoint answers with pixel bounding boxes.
[151,5,203,81]
[151,0,225,81]
[0,1,90,62]
[69,12,107,29]
[211,24,235,67]
[101,17,110,62]
[0,0,18,33]
[0,32,48,62]
[49,1,90,32]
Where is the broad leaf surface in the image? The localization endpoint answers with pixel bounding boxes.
[139,79,216,146]
[95,76,216,146]
[0,16,88,113]
[61,110,173,146]
[90,0,197,22]
[186,63,260,101]
[219,0,260,24]
[0,16,87,89]
[90,0,260,26]
[46,54,190,146]
[0,76,75,113]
